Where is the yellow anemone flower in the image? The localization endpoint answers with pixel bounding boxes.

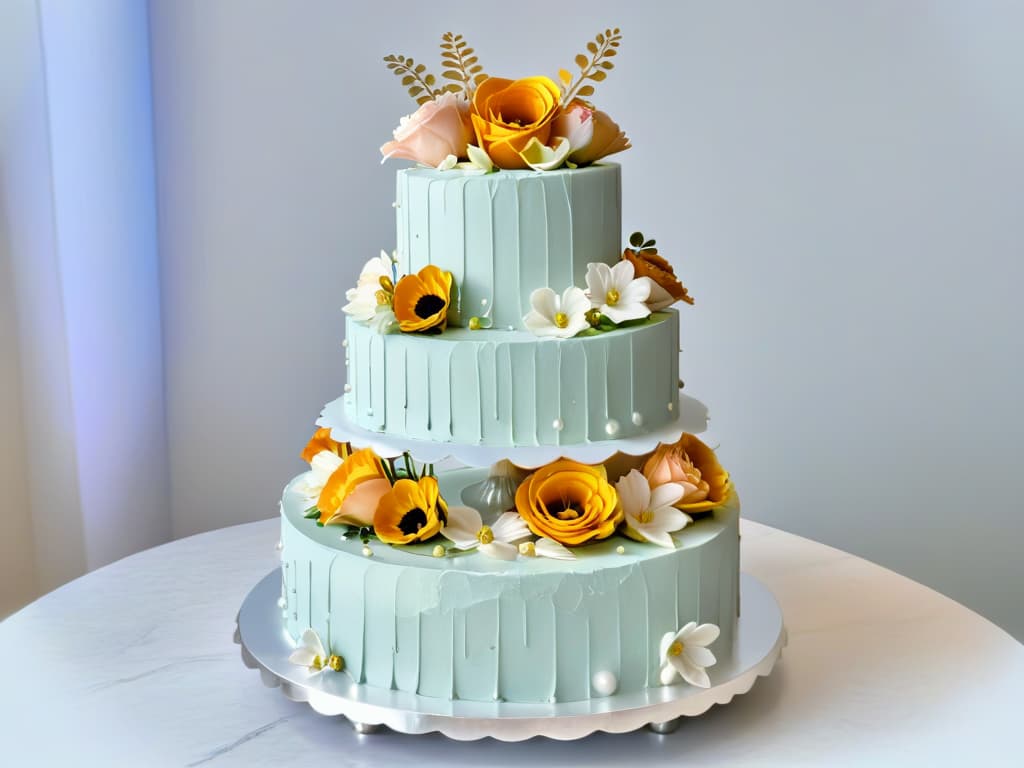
[373,476,448,545]
[300,427,350,464]
[393,265,453,333]
[317,447,391,527]
[514,459,623,547]
[642,434,731,513]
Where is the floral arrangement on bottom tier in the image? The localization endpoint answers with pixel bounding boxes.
[295,426,731,560]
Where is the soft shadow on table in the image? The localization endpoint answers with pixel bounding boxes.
[285,665,788,767]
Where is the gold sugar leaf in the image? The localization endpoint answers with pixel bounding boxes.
[383,53,442,106]
[562,27,623,105]
[436,32,488,98]
[558,68,572,86]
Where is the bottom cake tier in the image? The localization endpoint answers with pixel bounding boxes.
[278,466,740,704]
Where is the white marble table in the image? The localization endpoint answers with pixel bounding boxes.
[1,519,1021,767]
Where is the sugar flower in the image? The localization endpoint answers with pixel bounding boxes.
[343,252,395,323]
[393,264,453,333]
[380,92,473,167]
[567,109,630,166]
[550,102,595,154]
[288,629,344,674]
[523,286,591,339]
[294,449,344,505]
[373,476,448,544]
[442,508,530,560]
[517,538,576,561]
[515,459,623,547]
[623,246,694,308]
[659,622,720,688]
[643,434,731,513]
[317,447,392,527]
[615,469,690,549]
[585,261,651,324]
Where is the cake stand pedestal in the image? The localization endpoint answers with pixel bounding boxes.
[234,571,786,741]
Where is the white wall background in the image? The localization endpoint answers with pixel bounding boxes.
[3,1,1021,638]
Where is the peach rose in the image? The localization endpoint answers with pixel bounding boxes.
[622,248,694,307]
[642,434,731,513]
[470,76,562,169]
[566,108,631,166]
[317,447,392,527]
[381,92,473,167]
[514,459,623,546]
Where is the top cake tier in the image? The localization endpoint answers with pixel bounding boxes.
[396,164,621,330]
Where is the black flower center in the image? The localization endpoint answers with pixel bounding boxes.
[398,508,428,535]
[414,294,446,319]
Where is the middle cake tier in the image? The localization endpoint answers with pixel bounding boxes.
[343,311,681,447]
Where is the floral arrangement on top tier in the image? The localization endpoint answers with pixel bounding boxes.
[297,427,731,559]
[380,29,629,172]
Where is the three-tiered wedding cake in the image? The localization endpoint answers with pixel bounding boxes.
[278,29,738,704]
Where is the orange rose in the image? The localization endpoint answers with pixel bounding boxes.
[300,427,350,463]
[622,248,694,306]
[317,447,392,527]
[514,459,623,546]
[470,76,562,169]
[642,434,730,513]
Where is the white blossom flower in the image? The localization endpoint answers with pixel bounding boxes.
[518,538,576,560]
[288,629,344,674]
[442,508,530,560]
[523,286,591,338]
[368,305,398,334]
[293,449,344,505]
[642,277,676,312]
[342,252,395,322]
[616,469,690,549]
[659,622,720,688]
[585,261,651,324]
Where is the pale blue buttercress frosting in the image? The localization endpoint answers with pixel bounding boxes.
[396,164,621,330]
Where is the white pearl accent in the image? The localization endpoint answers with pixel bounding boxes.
[552,417,564,432]
[481,298,488,306]
[605,419,620,437]
[616,545,626,555]
[343,384,352,393]
[276,596,286,608]
[631,411,643,427]
[362,546,373,558]
[591,670,618,697]
[275,540,283,551]
[342,339,348,348]
[667,402,674,412]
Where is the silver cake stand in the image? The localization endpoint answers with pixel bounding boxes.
[234,571,786,741]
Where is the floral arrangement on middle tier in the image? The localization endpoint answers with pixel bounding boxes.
[343,232,693,336]
[296,427,731,560]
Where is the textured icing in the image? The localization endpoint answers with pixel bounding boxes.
[279,468,739,704]
[396,165,621,329]
[343,312,680,447]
